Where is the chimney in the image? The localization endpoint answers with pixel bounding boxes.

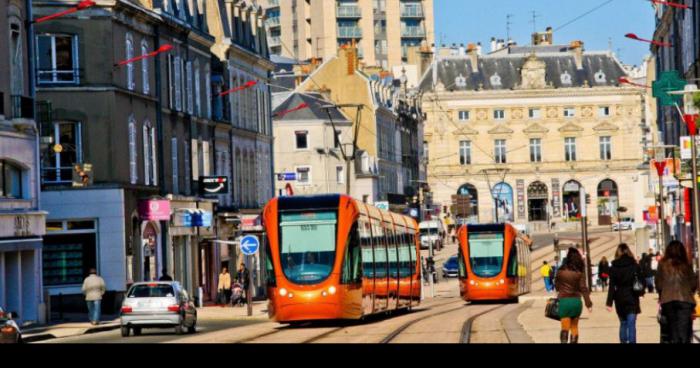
[490,37,497,53]
[570,40,584,70]
[476,42,482,56]
[344,44,358,75]
[459,43,466,56]
[497,39,505,50]
[467,43,479,72]
[546,26,553,44]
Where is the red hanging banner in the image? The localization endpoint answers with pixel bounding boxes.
[654,160,667,177]
[219,81,257,96]
[275,103,309,118]
[33,0,96,24]
[649,0,692,9]
[625,33,672,47]
[683,114,698,136]
[684,188,692,224]
[115,44,174,67]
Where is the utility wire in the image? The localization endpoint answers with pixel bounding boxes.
[554,0,616,32]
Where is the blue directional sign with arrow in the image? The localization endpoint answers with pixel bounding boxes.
[240,235,260,255]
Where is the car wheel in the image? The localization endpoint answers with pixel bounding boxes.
[133,327,142,336]
[121,325,130,337]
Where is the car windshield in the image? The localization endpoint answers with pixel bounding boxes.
[445,256,458,266]
[420,228,438,236]
[468,232,504,278]
[279,211,337,285]
[128,284,175,298]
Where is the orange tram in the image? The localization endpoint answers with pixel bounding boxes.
[262,194,422,323]
[456,223,532,302]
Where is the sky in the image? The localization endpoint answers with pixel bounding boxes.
[434,0,657,66]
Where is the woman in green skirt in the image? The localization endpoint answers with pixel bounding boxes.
[555,247,593,343]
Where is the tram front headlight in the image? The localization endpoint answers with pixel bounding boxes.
[469,280,475,285]
[279,288,288,297]
[288,293,294,298]
[321,291,328,297]
[328,286,337,295]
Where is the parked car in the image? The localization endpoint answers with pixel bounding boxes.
[120,281,197,337]
[612,217,634,231]
[442,255,459,278]
[0,308,22,344]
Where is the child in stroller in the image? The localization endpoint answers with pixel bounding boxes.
[231,282,245,307]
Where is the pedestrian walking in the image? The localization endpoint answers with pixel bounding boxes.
[605,243,644,344]
[159,269,173,281]
[655,240,698,344]
[640,253,655,293]
[598,257,610,291]
[540,261,553,292]
[218,267,232,306]
[237,263,250,304]
[555,247,593,344]
[81,268,106,325]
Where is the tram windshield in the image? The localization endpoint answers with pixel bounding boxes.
[468,232,504,278]
[279,211,337,285]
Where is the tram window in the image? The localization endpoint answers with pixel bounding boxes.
[506,242,518,278]
[342,223,361,284]
[359,219,374,278]
[468,232,505,278]
[279,211,338,285]
[458,249,467,278]
[265,237,276,287]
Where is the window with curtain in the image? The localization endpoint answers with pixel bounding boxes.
[141,40,150,94]
[126,33,135,91]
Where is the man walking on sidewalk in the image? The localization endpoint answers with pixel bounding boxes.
[541,261,553,292]
[82,268,106,325]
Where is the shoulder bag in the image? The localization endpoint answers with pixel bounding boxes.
[545,297,560,321]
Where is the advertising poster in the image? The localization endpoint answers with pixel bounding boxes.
[492,182,514,222]
[516,180,525,219]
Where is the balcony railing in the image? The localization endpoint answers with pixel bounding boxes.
[36,68,80,85]
[337,5,361,18]
[337,26,362,38]
[11,95,34,119]
[400,5,424,18]
[401,27,425,38]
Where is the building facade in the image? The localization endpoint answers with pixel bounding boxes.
[33,0,215,311]
[296,46,424,206]
[261,0,434,72]
[421,37,652,231]
[272,92,354,196]
[0,0,47,324]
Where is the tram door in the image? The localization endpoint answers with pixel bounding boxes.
[386,223,399,310]
[371,217,388,312]
[359,216,375,315]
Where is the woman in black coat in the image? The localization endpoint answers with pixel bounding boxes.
[606,243,644,344]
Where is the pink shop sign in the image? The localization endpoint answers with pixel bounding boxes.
[139,199,171,221]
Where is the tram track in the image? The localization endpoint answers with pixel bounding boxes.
[379,302,471,343]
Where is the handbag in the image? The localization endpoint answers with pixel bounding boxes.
[632,272,645,296]
[545,297,561,321]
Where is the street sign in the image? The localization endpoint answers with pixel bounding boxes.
[200,176,229,195]
[653,71,686,107]
[277,173,296,181]
[240,235,260,255]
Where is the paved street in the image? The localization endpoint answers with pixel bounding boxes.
[34,230,688,344]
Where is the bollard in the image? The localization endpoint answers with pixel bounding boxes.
[197,287,204,308]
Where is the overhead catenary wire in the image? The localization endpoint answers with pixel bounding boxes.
[553,0,616,32]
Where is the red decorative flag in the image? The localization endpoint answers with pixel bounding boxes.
[33,0,96,24]
[649,0,692,9]
[618,77,651,89]
[285,183,294,196]
[625,33,672,47]
[219,81,257,96]
[115,44,174,67]
[654,160,667,177]
[275,103,309,118]
[683,114,698,136]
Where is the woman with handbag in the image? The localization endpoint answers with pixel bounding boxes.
[554,247,593,344]
[605,243,644,344]
[655,240,698,343]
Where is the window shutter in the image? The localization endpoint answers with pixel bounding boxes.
[150,126,158,186]
[171,137,179,194]
[143,125,150,185]
[184,141,191,194]
[194,63,201,116]
[174,56,182,111]
[186,61,193,114]
[191,139,199,180]
[202,141,210,176]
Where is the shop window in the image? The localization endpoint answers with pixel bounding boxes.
[43,231,97,286]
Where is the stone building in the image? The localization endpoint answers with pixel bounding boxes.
[421,34,653,231]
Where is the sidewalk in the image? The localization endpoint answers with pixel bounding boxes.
[23,301,270,343]
[518,290,692,343]
[23,314,120,343]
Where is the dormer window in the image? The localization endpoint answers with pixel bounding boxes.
[490,73,502,87]
[560,71,572,85]
[455,74,467,88]
[594,70,607,84]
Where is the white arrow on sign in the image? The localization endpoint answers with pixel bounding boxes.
[204,183,225,193]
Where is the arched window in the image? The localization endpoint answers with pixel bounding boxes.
[597,179,619,225]
[126,33,135,91]
[0,160,23,198]
[128,116,138,184]
[141,39,150,94]
[455,183,479,224]
[527,181,549,222]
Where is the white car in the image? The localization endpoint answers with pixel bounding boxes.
[612,218,634,231]
[120,282,197,337]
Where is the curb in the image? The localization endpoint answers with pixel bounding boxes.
[24,324,121,343]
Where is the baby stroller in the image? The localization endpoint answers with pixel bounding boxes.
[231,282,245,307]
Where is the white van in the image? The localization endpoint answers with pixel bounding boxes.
[419,220,444,250]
